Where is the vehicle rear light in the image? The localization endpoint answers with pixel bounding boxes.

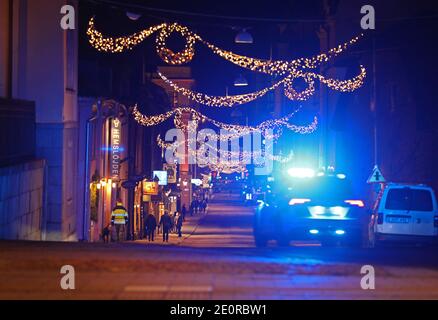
[434,216,438,228]
[289,198,311,206]
[345,200,365,207]
[377,213,384,225]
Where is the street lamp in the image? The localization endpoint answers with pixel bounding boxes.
[234,74,248,87]
[235,29,253,44]
[126,12,142,21]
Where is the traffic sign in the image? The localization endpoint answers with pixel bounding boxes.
[367,165,386,184]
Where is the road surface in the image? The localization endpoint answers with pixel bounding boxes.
[1,193,438,299]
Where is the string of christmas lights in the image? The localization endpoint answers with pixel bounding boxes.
[157,71,288,107]
[132,105,318,140]
[87,17,363,75]
[88,17,366,106]
[200,35,363,76]
[156,134,295,164]
[157,65,365,106]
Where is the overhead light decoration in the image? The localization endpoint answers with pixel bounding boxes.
[157,67,366,107]
[132,105,318,139]
[87,17,362,74]
[157,71,284,107]
[156,134,295,165]
[87,17,366,107]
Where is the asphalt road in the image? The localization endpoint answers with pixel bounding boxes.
[1,193,438,300]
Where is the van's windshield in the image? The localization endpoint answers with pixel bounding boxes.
[385,188,433,212]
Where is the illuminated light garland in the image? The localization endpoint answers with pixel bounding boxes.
[200,34,363,75]
[87,17,363,75]
[157,66,366,106]
[284,74,316,101]
[87,18,166,53]
[132,108,176,126]
[157,71,288,107]
[207,163,247,174]
[88,17,366,106]
[132,105,318,141]
[313,65,367,92]
[282,65,367,101]
[155,23,196,65]
[156,134,294,165]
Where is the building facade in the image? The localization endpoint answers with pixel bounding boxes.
[0,0,79,241]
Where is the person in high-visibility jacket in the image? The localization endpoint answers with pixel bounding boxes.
[111,200,128,242]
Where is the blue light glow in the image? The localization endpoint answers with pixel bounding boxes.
[309,229,319,235]
[100,146,125,152]
[287,168,315,178]
[335,229,345,235]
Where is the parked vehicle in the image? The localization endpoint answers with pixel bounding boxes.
[369,183,438,247]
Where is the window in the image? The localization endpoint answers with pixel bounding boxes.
[385,189,410,211]
[411,189,433,212]
[385,188,433,212]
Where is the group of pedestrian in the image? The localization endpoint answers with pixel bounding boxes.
[144,211,184,243]
[105,200,190,244]
[189,198,208,216]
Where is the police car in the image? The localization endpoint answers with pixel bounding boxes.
[253,169,368,247]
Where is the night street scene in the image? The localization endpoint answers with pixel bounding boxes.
[2,0,438,306]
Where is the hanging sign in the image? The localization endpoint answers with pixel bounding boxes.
[143,181,159,196]
[164,163,177,184]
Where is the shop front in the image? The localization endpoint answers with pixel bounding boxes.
[84,100,129,242]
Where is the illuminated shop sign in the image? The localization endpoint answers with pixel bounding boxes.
[164,164,177,183]
[143,181,159,196]
[153,170,168,186]
[111,118,121,181]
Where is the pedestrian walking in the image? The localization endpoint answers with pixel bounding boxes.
[201,199,207,213]
[190,201,195,216]
[181,204,187,221]
[193,199,199,215]
[176,214,183,238]
[172,212,179,233]
[145,213,157,242]
[111,200,128,242]
[159,211,172,242]
[170,212,176,232]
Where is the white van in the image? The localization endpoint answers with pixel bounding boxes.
[369,184,438,246]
